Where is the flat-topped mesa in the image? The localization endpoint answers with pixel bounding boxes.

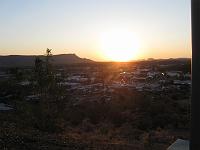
[0,54,93,67]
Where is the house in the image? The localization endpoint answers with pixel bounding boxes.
[0,103,13,111]
[166,71,181,78]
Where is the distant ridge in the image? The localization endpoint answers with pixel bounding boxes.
[0,54,93,67]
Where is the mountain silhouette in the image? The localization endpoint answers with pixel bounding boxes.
[0,54,93,67]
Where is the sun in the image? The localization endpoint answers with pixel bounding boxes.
[100,29,139,62]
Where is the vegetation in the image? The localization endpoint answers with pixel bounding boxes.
[0,49,190,150]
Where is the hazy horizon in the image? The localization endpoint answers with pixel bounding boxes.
[0,52,191,62]
[0,0,191,61]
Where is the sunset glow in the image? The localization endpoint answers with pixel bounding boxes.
[100,30,140,61]
[0,1,192,147]
[0,0,191,61]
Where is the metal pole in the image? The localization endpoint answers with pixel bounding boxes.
[191,0,200,149]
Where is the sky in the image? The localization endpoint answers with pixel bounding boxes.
[0,0,191,61]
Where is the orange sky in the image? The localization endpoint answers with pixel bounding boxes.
[0,0,191,61]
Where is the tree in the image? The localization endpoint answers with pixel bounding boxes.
[28,48,69,132]
[34,48,55,96]
[45,48,53,75]
[34,57,44,90]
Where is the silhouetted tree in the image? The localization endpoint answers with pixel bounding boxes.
[34,57,44,92]
[34,48,56,96]
[31,48,64,132]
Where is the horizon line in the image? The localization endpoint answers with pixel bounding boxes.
[0,53,191,62]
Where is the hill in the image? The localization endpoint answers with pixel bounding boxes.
[0,54,93,67]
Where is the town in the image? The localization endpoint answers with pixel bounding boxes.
[0,55,191,150]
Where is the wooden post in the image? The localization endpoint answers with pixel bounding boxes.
[191,0,200,149]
